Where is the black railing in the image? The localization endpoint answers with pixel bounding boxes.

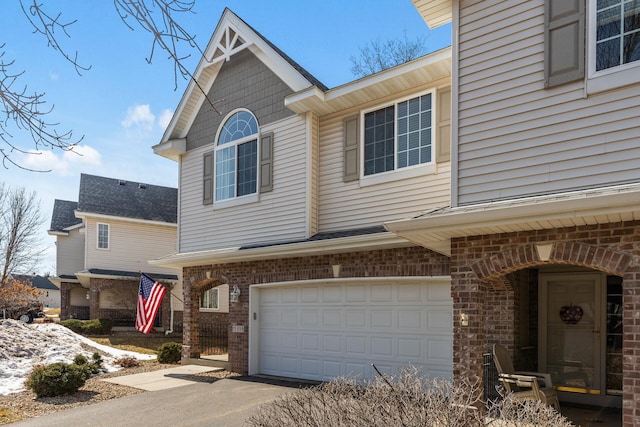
[483,352,501,403]
[199,323,228,355]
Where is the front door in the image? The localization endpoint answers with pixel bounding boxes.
[539,272,621,406]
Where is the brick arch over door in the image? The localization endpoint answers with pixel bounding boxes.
[182,272,229,359]
[470,241,633,284]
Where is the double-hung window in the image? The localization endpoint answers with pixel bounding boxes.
[215,110,258,201]
[595,0,640,72]
[97,223,109,250]
[363,93,433,177]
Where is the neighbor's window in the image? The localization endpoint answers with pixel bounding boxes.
[363,93,433,176]
[97,223,109,249]
[595,0,640,71]
[200,287,219,310]
[215,110,258,201]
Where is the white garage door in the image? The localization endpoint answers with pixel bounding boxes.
[256,279,452,382]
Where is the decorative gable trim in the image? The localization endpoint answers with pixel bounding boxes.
[160,8,321,145]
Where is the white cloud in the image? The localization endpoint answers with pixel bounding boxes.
[121,104,155,131]
[20,144,102,176]
[158,109,174,131]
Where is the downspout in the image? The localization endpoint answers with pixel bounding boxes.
[165,288,174,335]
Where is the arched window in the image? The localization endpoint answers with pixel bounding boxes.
[215,110,259,201]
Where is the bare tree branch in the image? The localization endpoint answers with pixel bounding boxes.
[19,0,91,76]
[0,45,82,171]
[114,0,220,115]
[350,32,427,78]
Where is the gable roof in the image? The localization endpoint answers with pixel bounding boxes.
[12,274,58,291]
[49,199,81,233]
[160,8,327,144]
[76,174,177,224]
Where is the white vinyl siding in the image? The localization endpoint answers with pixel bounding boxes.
[318,107,450,232]
[84,218,177,277]
[456,0,640,206]
[56,228,85,276]
[180,115,309,252]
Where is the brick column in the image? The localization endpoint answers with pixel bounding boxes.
[182,281,200,359]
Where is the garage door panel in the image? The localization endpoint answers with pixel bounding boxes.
[427,308,454,330]
[371,309,393,328]
[323,335,342,352]
[371,284,393,301]
[346,310,366,327]
[257,281,453,382]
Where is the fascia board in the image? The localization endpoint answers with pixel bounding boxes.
[385,190,640,235]
[150,233,412,269]
[74,211,177,228]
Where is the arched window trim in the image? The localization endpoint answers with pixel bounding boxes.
[213,109,260,202]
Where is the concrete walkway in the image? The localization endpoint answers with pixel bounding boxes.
[102,365,223,391]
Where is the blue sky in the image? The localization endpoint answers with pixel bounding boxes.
[0,1,451,274]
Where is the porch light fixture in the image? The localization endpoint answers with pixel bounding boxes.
[86,291,90,300]
[230,285,241,303]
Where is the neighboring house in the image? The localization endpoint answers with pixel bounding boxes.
[151,8,453,380]
[46,173,214,332]
[384,0,639,424]
[12,274,60,308]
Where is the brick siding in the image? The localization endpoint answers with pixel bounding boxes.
[451,221,640,427]
[181,246,450,374]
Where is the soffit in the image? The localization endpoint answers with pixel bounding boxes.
[285,47,452,116]
[384,184,640,256]
[411,0,453,28]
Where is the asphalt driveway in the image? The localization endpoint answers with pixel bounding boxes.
[8,377,307,427]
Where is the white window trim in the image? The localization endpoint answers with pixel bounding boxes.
[359,89,436,180]
[96,222,109,250]
[586,0,640,94]
[213,108,260,203]
[200,287,220,311]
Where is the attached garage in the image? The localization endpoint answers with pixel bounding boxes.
[249,277,452,382]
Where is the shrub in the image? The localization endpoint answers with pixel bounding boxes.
[26,353,104,398]
[26,363,88,397]
[115,356,140,368]
[59,319,84,334]
[59,319,113,335]
[157,342,182,364]
[247,368,573,427]
[74,353,103,375]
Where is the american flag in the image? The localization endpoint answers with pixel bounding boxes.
[136,273,167,334]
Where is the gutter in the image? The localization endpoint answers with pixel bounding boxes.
[150,232,412,269]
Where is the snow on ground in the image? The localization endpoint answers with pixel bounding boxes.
[0,319,156,395]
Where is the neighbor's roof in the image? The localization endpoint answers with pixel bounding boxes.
[76,174,177,224]
[49,199,82,233]
[12,274,58,291]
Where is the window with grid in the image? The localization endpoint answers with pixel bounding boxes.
[215,110,258,201]
[97,223,109,249]
[363,93,433,176]
[595,0,640,71]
